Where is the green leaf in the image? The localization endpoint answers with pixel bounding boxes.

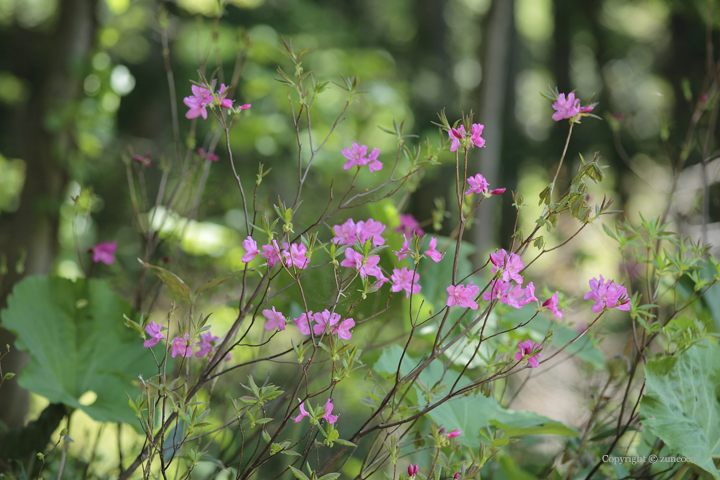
[289,466,310,480]
[640,342,720,479]
[139,261,191,304]
[1,275,158,425]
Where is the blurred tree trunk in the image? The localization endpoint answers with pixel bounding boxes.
[0,0,98,429]
[472,0,515,265]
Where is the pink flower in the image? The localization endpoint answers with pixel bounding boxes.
[242,236,260,262]
[490,249,524,284]
[390,267,421,298]
[217,83,234,109]
[395,213,424,236]
[366,148,383,172]
[194,331,218,357]
[465,174,489,195]
[293,398,310,423]
[332,218,358,246]
[583,275,630,312]
[183,85,214,120]
[143,321,165,348]
[515,339,542,368]
[393,235,413,261]
[283,242,309,269]
[483,280,535,309]
[453,473,461,480]
[489,188,506,195]
[425,237,443,262]
[263,307,286,331]
[552,92,581,122]
[408,465,418,478]
[237,104,251,110]
[89,241,117,265]
[132,152,151,167]
[470,123,485,148]
[449,125,466,152]
[340,249,384,279]
[171,334,193,358]
[261,240,284,267]
[542,291,564,318]
[446,282,480,310]
[333,318,355,340]
[312,310,341,336]
[340,247,363,270]
[446,429,462,439]
[342,143,380,171]
[293,311,314,335]
[357,219,386,246]
[322,399,338,424]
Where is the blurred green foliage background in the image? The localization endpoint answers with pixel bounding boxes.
[1,0,719,477]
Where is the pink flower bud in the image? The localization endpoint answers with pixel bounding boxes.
[408,464,418,477]
[446,429,461,439]
[490,188,506,195]
[454,473,461,479]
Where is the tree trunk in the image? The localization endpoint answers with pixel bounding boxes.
[473,0,515,265]
[0,0,98,429]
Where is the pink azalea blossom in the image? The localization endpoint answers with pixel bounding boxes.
[366,148,383,172]
[340,247,363,270]
[322,399,338,424]
[449,125,466,152]
[283,242,309,269]
[446,429,462,439]
[261,240,284,267]
[408,465,418,478]
[171,334,193,358]
[293,398,310,423]
[470,123,485,148]
[465,174,489,195]
[332,218,358,245]
[143,321,165,348]
[395,213,425,236]
[183,85,214,119]
[446,282,480,310]
[393,235,413,261]
[194,331,218,357]
[515,339,542,368]
[263,307,286,331]
[390,267,421,298]
[216,84,234,109]
[293,311,314,335]
[542,291,564,318]
[425,237,443,262]
[583,275,630,312]
[357,219,386,246]
[312,310,341,336]
[332,318,355,340]
[483,280,535,309]
[552,92,581,122]
[490,249,524,284]
[89,241,117,265]
[242,236,260,262]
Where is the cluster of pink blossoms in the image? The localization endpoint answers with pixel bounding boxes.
[341,143,382,172]
[447,282,480,310]
[143,321,230,361]
[293,398,338,424]
[183,83,249,120]
[448,123,485,152]
[482,249,563,317]
[515,339,542,368]
[263,307,356,340]
[464,173,505,196]
[551,92,595,122]
[241,237,309,270]
[331,218,386,247]
[584,275,630,312]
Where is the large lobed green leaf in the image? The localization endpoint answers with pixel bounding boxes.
[373,345,576,447]
[1,275,158,425]
[640,342,720,479]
